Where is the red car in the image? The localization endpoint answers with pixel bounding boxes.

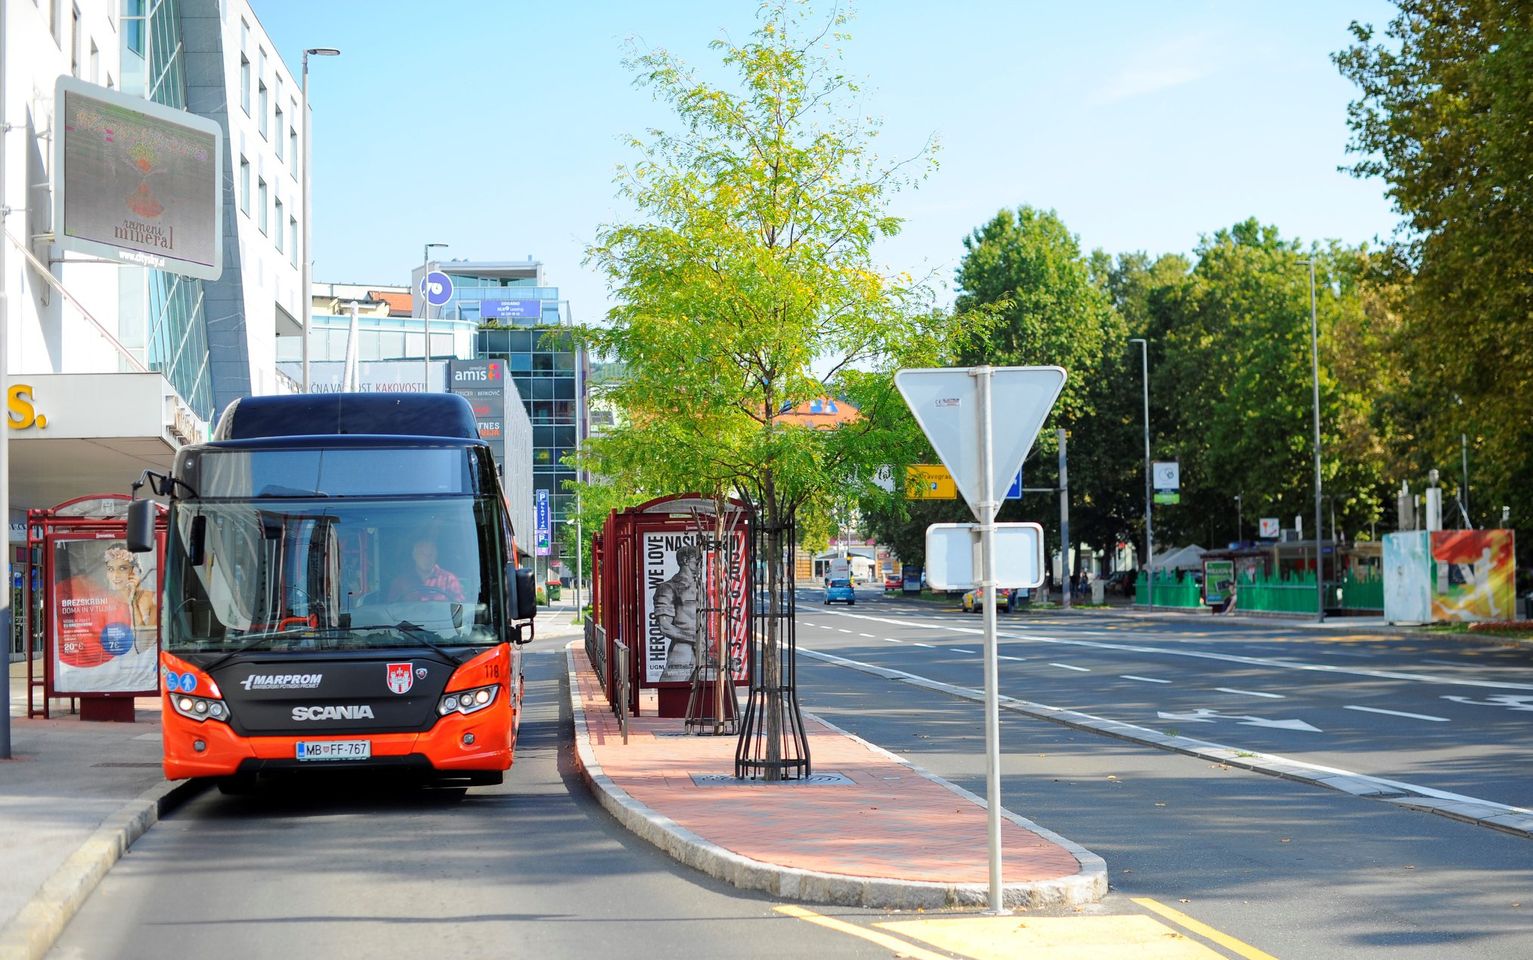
[883,575,902,591]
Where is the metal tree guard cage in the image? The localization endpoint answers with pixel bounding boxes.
[684,503,746,735]
[735,513,810,780]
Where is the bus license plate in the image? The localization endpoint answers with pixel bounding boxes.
[296,740,371,762]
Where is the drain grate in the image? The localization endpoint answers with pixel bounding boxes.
[690,771,854,787]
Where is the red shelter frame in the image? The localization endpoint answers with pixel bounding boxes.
[26,494,167,721]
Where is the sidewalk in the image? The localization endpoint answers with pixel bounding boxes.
[1,665,197,960]
[565,643,1107,909]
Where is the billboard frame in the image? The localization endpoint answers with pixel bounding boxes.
[52,75,224,281]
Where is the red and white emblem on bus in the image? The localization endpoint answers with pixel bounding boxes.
[385,662,414,695]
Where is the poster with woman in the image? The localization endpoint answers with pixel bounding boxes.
[51,538,159,694]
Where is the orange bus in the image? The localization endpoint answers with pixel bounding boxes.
[127,393,537,792]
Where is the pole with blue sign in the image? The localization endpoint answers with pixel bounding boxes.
[535,489,552,605]
[419,246,452,388]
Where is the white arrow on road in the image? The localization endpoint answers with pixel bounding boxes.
[1441,694,1533,712]
[1157,708,1322,732]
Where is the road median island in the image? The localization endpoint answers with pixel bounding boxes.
[564,641,1106,909]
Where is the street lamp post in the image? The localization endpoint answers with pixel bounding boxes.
[1235,493,1243,544]
[300,47,341,394]
[420,243,448,389]
[1129,338,1152,609]
[1298,257,1324,623]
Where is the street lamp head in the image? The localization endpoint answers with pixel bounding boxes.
[306,47,342,57]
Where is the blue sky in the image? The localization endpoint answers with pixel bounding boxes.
[253,0,1402,324]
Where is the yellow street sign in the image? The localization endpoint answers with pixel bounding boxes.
[906,464,957,500]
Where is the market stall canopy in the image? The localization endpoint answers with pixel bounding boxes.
[1147,544,1207,571]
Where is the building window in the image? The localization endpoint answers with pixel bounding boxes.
[258,82,268,139]
[274,106,284,159]
[239,157,250,213]
[289,127,298,177]
[49,0,59,46]
[258,178,268,234]
[240,17,248,53]
[274,199,284,252]
[290,218,299,267]
[89,40,99,84]
[239,57,250,114]
[70,6,81,76]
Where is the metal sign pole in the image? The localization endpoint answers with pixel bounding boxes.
[975,365,1005,914]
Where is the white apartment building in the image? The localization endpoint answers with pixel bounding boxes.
[3,0,311,658]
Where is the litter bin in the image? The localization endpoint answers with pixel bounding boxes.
[547,582,561,602]
[1090,579,1105,605]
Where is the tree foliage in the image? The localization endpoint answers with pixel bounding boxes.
[1335,0,1533,542]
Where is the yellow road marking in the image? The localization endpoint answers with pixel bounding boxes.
[1133,898,1280,960]
[876,915,1226,960]
[772,905,953,960]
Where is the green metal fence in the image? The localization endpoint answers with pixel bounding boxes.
[1134,570,1202,608]
[1338,569,1384,612]
[1235,569,1320,614]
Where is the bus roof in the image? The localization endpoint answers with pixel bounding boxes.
[213,393,482,442]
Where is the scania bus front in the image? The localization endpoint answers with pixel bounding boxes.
[129,394,536,791]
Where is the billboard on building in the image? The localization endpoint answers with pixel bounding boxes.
[447,359,507,466]
[53,77,223,280]
[51,538,159,694]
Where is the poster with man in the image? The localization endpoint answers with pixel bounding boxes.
[52,538,159,694]
[641,529,749,685]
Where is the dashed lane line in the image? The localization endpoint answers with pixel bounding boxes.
[797,645,1533,839]
[950,648,976,654]
[1122,675,1172,684]
[1215,687,1286,699]
[1050,663,1090,672]
[1344,705,1451,722]
[810,609,1533,692]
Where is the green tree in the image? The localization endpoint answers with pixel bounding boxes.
[1335,1,1533,543]
[953,206,1127,576]
[581,1,957,777]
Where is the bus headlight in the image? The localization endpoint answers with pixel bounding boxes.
[438,685,497,717]
[172,694,230,724]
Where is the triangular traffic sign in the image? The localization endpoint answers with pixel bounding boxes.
[895,366,1066,522]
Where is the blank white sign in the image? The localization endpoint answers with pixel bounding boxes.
[925,522,1045,591]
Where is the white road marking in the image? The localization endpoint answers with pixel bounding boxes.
[1441,694,1533,712]
[999,655,1028,662]
[912,642,934,648]
[1216,687,1286,699]
[838,628,853,634]
[1344,705,1450,722]
[1122,675,1171,684]
[1157,708,1321,732]
[807,609,1533,692]
[859,633,876,638]
[950,648,976,654]
[884,638,902,644]
[1050,663,1090,672]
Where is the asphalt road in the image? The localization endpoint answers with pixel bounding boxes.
[801,588,1533,807]
[796,585,1533,959]
[45,645,894,960]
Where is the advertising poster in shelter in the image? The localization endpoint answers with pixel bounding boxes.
[641,529,749,685]
[1430,530,1515,622]
[51,538,159,694]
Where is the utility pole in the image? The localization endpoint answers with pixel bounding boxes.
[1298,258,1324,623]
[1129,339,1152,609]
[1058,428,1070,609]
[1,0,12,759]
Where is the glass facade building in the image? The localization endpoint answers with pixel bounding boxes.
[433,261,584,562]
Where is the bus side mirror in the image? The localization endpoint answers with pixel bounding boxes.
[515,567,538,622]
[126,499,155,553]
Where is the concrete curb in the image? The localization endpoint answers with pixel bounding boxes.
[564,642,1107,909]
[799,647,1533,841]
[0,777,208,960]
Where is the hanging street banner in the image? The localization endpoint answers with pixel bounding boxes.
[535,489,551,557]
[54,76,223,280]
[51,537,159,694]
[1153,460,1181,505]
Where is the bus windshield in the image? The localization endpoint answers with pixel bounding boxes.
[163,496,506,654]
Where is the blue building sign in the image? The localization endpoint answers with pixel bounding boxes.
[535,489,551,557]
[480,299,543,321]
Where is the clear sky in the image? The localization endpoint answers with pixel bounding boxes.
[253,0,1402,324]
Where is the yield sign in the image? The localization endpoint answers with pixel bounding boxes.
[895,366,1067,522]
